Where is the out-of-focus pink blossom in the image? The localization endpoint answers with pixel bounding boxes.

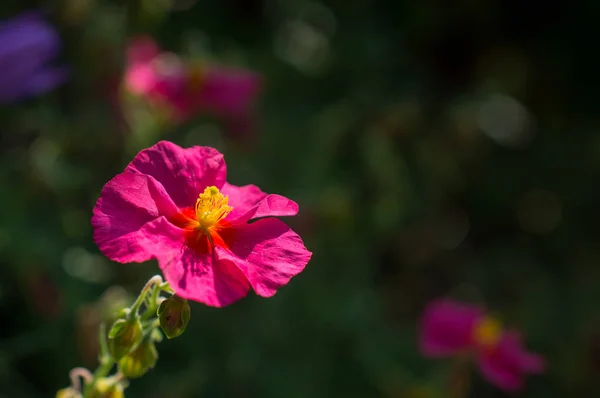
[419,298,545,392]
[123,36,261,134]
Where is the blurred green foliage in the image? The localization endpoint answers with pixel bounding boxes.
[1,0,600,397]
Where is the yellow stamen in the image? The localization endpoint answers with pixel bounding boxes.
[194,186,232,232]
[473,316,502,348]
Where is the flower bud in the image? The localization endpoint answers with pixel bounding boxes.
[88,378,124,398]
[150,327,163,343]
[56,388,82,398]
[157,294,190,339]
[107,317,143,360]
[118,337,158,379]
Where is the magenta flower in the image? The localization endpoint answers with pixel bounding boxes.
[92,141,311,307]
[419,298,545,392]
[123,36,261,129]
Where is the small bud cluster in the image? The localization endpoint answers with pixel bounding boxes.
[57,275,190,397]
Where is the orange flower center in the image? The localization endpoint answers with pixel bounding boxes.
[472,316,503,349]
[172,186,233,253]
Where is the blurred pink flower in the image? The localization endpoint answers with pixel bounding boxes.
[123,36,261,133]
[419,298,545,392]
[92,141,311,307]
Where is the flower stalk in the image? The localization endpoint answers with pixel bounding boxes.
[57,275,190,398]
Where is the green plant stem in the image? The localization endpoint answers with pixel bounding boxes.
[67,276,171,397]
[449,354,472,398]
[82,324,116,397]
[91,359,114,383]
[98,323,110,360]
[129,275,163,316]
[140,283,161,321]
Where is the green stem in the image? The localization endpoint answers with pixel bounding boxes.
[98,323,109,361]
[449,354,472,398]
[67,276,170,397]
[150,318,160,329]
[159,281,174,294]
[129,275,163,316]
[93,360,114,381]
[82,324,116,397]
[140,283,162,321]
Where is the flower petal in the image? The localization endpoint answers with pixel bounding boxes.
[92,173,180,263]
[497,332,545,373]
[0,12,63,103]
[215,218,312,297]
[22,65,68,98]
[124,63,158,95]
[477,331,545,392]
[127,36,160,65]
[158,243,251,308]
[198,67,261,116]
[419,299,484,357]
[478,352,522,392]
[0,12,60,65]
[220,182,266,215]
[125,141,226,208]
[224,188,299,224]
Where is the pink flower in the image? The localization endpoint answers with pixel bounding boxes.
[123,36,261,130]
[92,141,312,307]
[419,298,545,392]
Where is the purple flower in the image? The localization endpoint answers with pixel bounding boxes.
[0,11,67,103]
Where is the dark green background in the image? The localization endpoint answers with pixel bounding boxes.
[1,0,599,396]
